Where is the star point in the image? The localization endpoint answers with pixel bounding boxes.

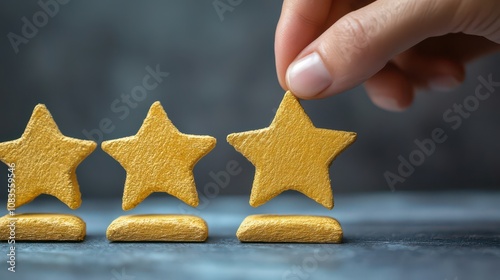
[0,104,97,209]
[227,91,356,209]
[101,101,216,210]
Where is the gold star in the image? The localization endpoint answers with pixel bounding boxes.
[227,91,356,209]
[102,101,216,210]
[0,105,96,209]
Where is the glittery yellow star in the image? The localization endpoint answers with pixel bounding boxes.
[101,101,216,210]
[0,105,97,209]
[227,92,356,209]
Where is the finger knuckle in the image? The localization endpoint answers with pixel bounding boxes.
[340,15,372,50]
[332,14,376,64]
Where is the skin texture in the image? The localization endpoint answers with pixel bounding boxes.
[275,0,500,111]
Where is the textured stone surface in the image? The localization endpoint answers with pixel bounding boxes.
[101,101,216,210]
[237,214,342,243]
[0,193,498,280]
[227,92,356,209]
[0,105,96,209]
[0,213,85,241]
[107,214,208,242]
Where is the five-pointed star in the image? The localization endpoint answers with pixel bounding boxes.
[227,92,356,209]
[101,101,216,211]
[0,105,96,209]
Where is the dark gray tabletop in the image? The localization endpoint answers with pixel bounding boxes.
[2,191,499,280]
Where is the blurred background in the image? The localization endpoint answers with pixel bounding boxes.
[0,0,499,205]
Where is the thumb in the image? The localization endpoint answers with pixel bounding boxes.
[285,0,464,99]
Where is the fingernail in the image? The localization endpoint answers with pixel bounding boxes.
[286,52,332,98]
[371,96,405,112]
[429,75,460,92]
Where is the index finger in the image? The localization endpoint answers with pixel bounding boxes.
[275,0,333,90]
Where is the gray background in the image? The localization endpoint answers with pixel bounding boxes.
[0,0,499,204]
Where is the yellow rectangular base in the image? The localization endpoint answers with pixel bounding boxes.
[0,213,86,241]
[237,214,342,243]
[106,214,208,242]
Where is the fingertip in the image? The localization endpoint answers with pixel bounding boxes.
[275,0,333,92]
[365,63,414,112]
[428,75,461,92]
[286,52,334,99]
[394,50,466,92]
[426,59,465,92]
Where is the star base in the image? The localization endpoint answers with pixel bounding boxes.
[106,214,208,242]
[0,213,86,241]
[236,214,342,243]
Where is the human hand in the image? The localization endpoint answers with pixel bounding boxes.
[275,0,500,111]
